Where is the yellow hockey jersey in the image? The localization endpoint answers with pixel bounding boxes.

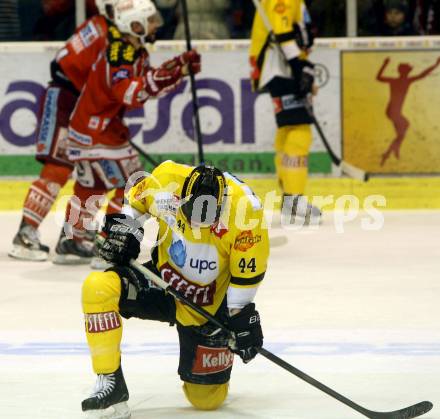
[127,161,270,327]
[250,0,310,90]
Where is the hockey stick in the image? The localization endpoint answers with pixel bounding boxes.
[130,259,433,419]
[251,0,368,181]
[180,0,205,164]
[129,140,160,167]
[303,102,369,181]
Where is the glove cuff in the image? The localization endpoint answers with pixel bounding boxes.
[229,303,255,320]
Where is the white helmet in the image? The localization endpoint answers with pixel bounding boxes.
[95,0,116,19]
[114,0,162,39]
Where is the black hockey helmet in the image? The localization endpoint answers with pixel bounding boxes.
[180,165,226,227]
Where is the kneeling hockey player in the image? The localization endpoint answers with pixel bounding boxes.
[81,160,270,417]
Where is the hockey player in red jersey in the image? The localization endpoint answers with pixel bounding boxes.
[9,0,118,262]
[55,0,201,265]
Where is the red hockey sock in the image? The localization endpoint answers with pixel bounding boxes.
[22,163,71,228]
[64,182,106,241]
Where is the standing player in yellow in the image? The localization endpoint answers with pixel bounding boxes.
[250,0,321,224]
[81,160,269,418]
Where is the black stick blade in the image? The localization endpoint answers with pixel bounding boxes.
[367,401,433,419]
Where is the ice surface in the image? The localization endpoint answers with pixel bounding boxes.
[0,211,439,418]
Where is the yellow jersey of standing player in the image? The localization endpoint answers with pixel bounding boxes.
[127,161,270,327]
[250,0,311,91]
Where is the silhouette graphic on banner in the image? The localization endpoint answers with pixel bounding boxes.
[376,57,440,166]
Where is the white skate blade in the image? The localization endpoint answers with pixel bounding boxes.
[8,245,48,262]
[85,402,131,419]
[90,257,113,270]
[52,254,92,265]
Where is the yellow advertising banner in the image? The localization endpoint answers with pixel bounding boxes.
[342,50,440,173]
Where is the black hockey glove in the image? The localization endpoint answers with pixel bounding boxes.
[228,303,263,363]
[98,213,144,266]
[289,57,315,98]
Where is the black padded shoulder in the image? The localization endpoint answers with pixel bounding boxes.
[107,36,141,67]
[107,24,122,43]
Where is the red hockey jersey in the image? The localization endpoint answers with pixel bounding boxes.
[68,36,151,160]
[56,15,114,92]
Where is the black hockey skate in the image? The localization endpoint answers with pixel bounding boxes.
[52,229,93,265]
[82,366,130,419]
[8,221,50,261]
[281,194,322,226]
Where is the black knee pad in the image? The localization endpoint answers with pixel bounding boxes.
[106,262,175,324]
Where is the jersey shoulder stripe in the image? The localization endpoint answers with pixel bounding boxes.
[230,273,265,287]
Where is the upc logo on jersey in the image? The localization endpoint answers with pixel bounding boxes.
[234,230,262,252]
[85,311,121,333]
[169,238,187,268]
[168,235,220,283]
[192,345,234,375]
[160,263,216,306]
[189,258,217,274]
